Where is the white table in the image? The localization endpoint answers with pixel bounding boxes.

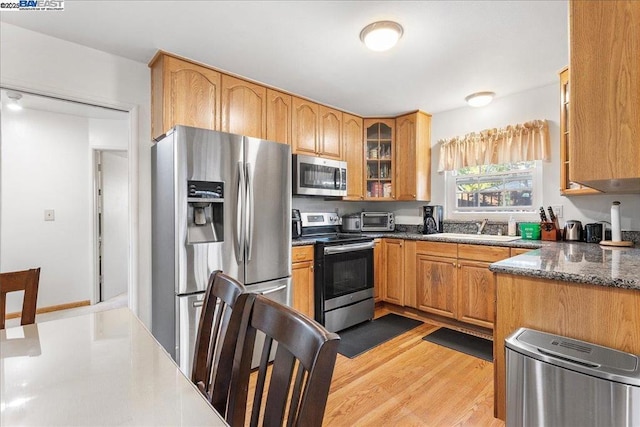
[1,307,227,426]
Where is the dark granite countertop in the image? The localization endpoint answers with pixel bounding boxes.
[292,238,317,247]
[292,231,639,290]
[489,242,640,290]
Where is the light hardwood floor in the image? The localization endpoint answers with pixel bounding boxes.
[322,307,504,426]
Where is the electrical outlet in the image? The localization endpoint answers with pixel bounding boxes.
[44,209,55,221]
[551,205,563,218]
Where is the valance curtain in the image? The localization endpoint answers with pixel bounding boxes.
[437,119,550,172]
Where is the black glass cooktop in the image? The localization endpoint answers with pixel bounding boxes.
[312,234,374,245]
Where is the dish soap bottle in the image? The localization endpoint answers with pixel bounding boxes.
[508,215,516,236]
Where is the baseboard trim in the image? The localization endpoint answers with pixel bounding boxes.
[5,300,91,319]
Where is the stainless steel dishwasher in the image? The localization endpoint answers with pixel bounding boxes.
[506,328,640,427]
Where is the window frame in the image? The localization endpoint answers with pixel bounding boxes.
[445,160,544,221]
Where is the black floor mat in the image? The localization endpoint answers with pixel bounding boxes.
[337,314,423,358]
[422,328,493,362]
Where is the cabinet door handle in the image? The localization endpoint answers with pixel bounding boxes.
[452,262,456,267]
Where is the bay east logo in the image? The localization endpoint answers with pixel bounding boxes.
[0,0,64,11]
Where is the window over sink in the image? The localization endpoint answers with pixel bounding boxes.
[445,160,542,220]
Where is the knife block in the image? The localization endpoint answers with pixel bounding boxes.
[541,221,560,241]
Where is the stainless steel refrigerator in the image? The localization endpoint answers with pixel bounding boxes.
[151,126,291,375]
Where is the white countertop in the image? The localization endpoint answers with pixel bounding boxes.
[1,307,227,426]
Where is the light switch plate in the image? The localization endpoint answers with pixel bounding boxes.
[44,209,55,221]
[551,205,563,218]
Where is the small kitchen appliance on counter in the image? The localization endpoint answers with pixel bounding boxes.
[341,213,361,232]
[292,209,302,238]
[423,205,443,234]
[585,222,604,243]
[563,220,583,241]
[360,212,394,232]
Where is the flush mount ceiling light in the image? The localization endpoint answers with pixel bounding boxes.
[6,91,23,111]
[360,21,404,52]
[465,91,495,107]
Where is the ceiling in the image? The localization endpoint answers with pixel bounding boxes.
[1,89,129,120]
[0,1,569,117]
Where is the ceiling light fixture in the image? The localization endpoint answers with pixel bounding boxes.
[465,91,495,107]
[360,21,404,52]
[7,91,23,111]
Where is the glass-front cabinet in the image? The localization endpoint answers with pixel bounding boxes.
[364,119,395,199]
[559,67,598,195]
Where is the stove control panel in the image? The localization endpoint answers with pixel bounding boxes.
[301,212,342,227]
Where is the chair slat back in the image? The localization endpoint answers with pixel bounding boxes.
[191,271,245,400]
[223,294,340,427]
[0,268,40,330]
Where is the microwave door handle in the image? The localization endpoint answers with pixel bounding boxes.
[333,168,339,189]
[236,161,244,262]
[246,162,254,262]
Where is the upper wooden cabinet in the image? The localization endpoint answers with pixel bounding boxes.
[559,67,598,195]
[150,54,221,140]
[291,98,343,160]
[266,89,292,145]
[395,111,432,201]
[364,119,395,200]
[569,0,640,193]
[318,105,343,159]
[342,113,364,200]
[221,75,266,139]
[292,97,320,156]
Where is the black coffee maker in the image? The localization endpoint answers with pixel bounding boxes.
[292,209,302,238]
[423,205,443,234]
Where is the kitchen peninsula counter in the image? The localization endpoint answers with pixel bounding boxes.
[489,242,640,290]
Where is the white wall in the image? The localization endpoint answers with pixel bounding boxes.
[431,83,640,231]
[0,23,152,325]
[1,108,93,312]
[295,82,639,230]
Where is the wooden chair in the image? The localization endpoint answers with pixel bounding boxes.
[0,268,41,330]
[219,294,340,427]
[191,270,246,401]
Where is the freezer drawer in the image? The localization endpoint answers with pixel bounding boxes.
[176,292,205,376]
[246,277,291,369]
[506,328,640,427]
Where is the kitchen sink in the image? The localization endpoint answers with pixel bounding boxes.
[440,233,522,242]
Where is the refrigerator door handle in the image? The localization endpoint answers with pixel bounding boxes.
[246,162,254,262]
[192,300,204,308]
[236,161,245,262]
[258,284,287,296]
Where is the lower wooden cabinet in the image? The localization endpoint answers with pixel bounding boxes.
[416,253,458,318]
[373,239,383,302]
[291,246,314,319]
[457,259,495,329]
[382,239,404,305]
[413,241,511,329]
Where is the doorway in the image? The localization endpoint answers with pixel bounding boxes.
[1,88,131,313]
[95,150,129,302]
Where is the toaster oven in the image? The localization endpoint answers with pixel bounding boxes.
[361,212,394,232]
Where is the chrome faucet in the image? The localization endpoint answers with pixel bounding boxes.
[476,218,488,234]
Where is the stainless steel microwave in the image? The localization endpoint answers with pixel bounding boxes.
[292,154,347,197]
[361,212,395,231]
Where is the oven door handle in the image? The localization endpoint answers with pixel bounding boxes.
[324,241,375,255]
